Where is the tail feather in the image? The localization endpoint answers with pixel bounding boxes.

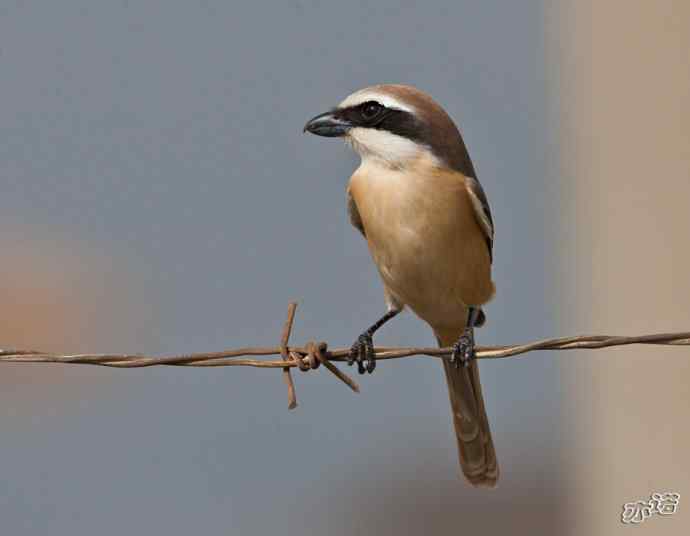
[436,330,498,487]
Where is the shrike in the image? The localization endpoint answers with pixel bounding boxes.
[304,84,498,487]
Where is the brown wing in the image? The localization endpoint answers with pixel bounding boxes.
[464,176,494,262]
[346,187,366,237]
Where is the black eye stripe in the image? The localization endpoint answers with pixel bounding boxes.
[335,101,385,124]
[334,104,427,145]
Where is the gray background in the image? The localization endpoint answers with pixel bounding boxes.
[0,1,560,534]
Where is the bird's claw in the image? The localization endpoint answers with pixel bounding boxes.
[348,332,376,374]
[451,331,475,368]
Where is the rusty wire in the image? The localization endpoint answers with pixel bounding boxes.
[2,303,689,408]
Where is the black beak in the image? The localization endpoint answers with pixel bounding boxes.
[303,111,352,137]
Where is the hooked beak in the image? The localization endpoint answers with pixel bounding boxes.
[303,110,352,137]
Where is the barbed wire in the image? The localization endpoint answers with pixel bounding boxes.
[2,303,689,408]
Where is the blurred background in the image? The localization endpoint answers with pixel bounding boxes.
[0,1,686,534]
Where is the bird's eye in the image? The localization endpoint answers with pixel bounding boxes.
[360,101,383,121]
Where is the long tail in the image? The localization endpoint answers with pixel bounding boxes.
[435,329,499,487]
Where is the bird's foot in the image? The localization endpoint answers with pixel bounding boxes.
[348,331,376,374]
[451,329,475,368]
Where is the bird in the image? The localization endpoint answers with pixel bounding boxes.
[303,84,498,487]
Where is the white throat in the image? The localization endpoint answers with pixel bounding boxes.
[346,128,437,169]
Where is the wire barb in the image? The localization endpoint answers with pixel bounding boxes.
[312,341,359,393]
[279,302,299,410]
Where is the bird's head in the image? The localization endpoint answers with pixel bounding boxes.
[304,84,475,174]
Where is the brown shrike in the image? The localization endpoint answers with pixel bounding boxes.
[304,84,498,487]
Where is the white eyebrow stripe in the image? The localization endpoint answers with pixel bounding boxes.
[338,91,414,113]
